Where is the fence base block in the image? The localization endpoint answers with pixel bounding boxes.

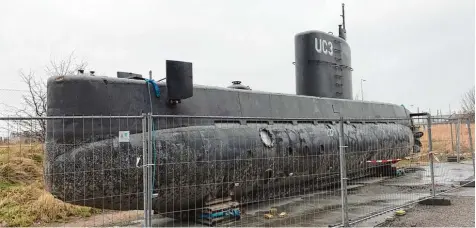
[446,156,464,162]
[418,197,451,206]
[459,180,475,187]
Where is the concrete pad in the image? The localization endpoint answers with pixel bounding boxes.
[418,197,451,206]
[459,180,475,187]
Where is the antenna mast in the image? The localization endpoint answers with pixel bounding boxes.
[341,3,346,30]
[338,3,347,40]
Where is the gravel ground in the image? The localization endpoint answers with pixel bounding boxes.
[378,190,475,227]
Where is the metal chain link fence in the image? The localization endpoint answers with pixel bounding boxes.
[338,114,475,227]
[0,114,474,227]
[0,116,146,227]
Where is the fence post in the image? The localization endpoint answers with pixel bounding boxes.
[427,114,435,198]
[146,113,154,227]
[338,117,349,227]
[456,118,461,163]
[466,118,475,176]
[142,114,150,227]
[450,121,454,152]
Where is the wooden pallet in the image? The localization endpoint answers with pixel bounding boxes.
[197,198,240,226]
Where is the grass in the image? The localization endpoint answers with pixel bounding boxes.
[416,122,474,162]
[0,144,99,227]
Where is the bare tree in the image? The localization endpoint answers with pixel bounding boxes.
[45,52,88,76]
[10,52,87,142]
[461,86,475,121]
[14,70,48,141]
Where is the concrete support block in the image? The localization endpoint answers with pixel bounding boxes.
[459,180,475,187]
[418,197,451,206]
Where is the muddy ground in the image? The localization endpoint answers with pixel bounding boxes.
[57,161,474,227]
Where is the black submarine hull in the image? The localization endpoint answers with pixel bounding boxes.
[45,121,413,214]
[44,75,415,215]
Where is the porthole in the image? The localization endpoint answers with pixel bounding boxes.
[259,128,274,147]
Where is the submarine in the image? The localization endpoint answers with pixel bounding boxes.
[44,4,422,218]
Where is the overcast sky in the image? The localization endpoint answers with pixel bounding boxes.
[0,0,474,115]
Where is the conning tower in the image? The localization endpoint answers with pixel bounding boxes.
[295,3,352,99]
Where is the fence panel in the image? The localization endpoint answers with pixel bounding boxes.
[343,115,475,227]
[339,117,431,226]
[0,116,146,227]
[148,115,352,227]
[426,117,474,161]
[428,117,475,195]
[0,89,27,117]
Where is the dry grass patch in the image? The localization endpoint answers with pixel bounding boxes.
[417,123,474,160]
[0,144,99,227]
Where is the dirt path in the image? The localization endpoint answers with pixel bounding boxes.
[43,211,143,227]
